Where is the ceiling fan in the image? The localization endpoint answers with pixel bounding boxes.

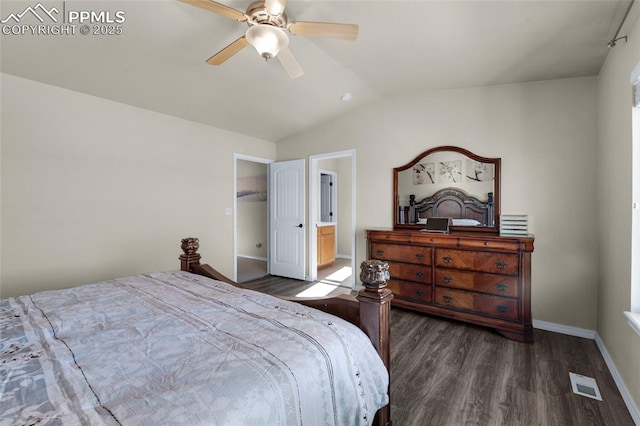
[181,0,359,79]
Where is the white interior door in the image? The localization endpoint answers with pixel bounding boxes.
[269,159,306,280]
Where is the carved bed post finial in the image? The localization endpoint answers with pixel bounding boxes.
[179,237,201,272]
[360,259,391,293]
[357,259,393,426]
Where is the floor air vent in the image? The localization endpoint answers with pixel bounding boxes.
[569,372,602,401]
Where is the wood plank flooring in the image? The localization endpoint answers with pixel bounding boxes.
[242,275,634,425]
[389,308,633,426]
[236,256,268,283]
[239,258,354,287]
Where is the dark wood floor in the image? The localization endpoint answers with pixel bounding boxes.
[389,308,633,426]
[240,274,354,297]
[242,275,634,425]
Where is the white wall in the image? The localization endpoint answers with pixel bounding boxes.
[597,12,640,413]
[278,77,599,330]
[1,74,275,297]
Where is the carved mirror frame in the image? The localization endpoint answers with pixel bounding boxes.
[393,146,501,233]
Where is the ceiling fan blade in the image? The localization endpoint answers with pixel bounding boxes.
[288,21,358,40]
[277,48,304,79]
[264,0,287,16]
[206,36,249,65]
[180,0,247,22]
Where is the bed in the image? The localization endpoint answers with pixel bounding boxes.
[414,187,494,226]
[1,238,393,426]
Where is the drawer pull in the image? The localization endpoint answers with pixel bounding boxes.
[496,261,507,270]
[442,256,452,264]
[496,283,508,292]
[443,276,453,284]
[376,249,384,257]
[442,295,453,303]
[496,305,508,313]
[415,253,424,260]
[416,290,424,297]
[416,272,425,279]
[484,241,489,246]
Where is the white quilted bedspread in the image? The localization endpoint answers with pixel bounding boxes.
[0,271,388,426]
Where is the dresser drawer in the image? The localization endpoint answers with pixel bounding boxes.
[388,279,432,303]
[434,287,519,321]
[435,269,518,297]
[457,238,521,251]
[388,262,432,284]
[371,243,432,265]
[368,231,412,243]
[414,234,458,247]
[435,249,518,275]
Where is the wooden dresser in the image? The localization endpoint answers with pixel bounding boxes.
[366,229,534,342]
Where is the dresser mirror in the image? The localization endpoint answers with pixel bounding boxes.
[394,146,501,233]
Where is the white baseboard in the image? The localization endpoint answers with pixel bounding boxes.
[534,320,640,424]
[533,319,596,339]
[594,333,640,425]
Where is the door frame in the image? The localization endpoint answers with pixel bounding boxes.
[309,150,357,289]
[233,153,273,282]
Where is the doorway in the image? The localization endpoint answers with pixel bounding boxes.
[309,150,356,289]
[234,154,271,283]
[234,152,355,288]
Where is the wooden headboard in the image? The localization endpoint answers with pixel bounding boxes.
[415,187,494,226]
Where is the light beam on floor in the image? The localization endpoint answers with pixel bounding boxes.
[323,266,352,283]
[296,282,339,298]
[295,266,353,297]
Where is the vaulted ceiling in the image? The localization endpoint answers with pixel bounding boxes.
[0,0,632,141]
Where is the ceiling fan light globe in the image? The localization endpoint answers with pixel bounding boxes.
[246,24,289,59]
[265,0,286,16]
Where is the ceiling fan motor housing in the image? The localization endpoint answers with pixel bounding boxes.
[246,1,288,28]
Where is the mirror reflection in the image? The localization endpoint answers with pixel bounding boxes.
[394,146,501,231]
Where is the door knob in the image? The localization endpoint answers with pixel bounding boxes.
[296,224,303,228]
